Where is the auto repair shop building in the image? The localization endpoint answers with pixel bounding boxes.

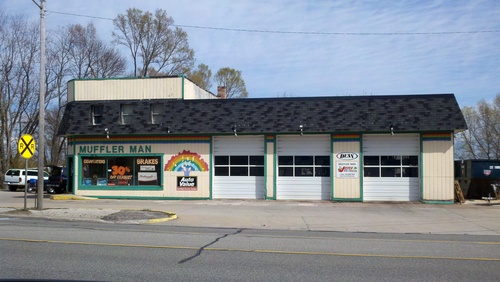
[58,76,467,203]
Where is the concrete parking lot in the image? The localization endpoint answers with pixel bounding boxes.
[1,189,500,235]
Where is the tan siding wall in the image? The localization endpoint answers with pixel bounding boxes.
[74,142,210,198]
[422,138,454,201]
[333,141,361,199]
[72,78,183,101]
[266,141,275,199]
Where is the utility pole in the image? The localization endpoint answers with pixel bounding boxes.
[32,0,46,210]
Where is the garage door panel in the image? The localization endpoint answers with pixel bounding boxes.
[213,136,265,199]
[277,135,330,155]
[277,135,331,200]
[213,176,265,199]
[277,178,330,200]
[363,178,420,201]
[363,134,419,155]
[214,136,264,155]
[362,134,420,202]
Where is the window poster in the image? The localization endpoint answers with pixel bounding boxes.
[336,152,359,178]
[81,156,161,187]
[108,157,134,186]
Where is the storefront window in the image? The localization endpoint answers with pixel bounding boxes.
[81,156,161,187]
[82,158,107,185]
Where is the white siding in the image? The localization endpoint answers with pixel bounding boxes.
[213,136,265,199]
[183,79,217,99]
[277,135,331,200]
[362,134,420,201]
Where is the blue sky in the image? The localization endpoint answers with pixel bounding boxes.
[2,0,499,107]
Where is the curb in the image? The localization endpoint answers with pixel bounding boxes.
[147,212,178,224]
[50,195,98,200]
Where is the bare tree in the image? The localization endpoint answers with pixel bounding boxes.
[42,23,127,166]
[66,23,126,79]
[112,8,194,77]
[214,67,249,98]
[455,93,500,159]
[0,14,41,177]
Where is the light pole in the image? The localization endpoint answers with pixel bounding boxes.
[32,0,46,210]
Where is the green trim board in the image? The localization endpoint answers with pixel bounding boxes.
[209,136,213,200]
[265,134,276,200]
[264,136,268,199]
[359,137,364,202]
[331,134,363,201]
[421,200,454,205]
[78,186,163,191]
[272,135,277,200]
[74,136,211,145]
[331,198,362,202]
[332,133,361,142]
[422,132,452,141]
[419,133,424,201]
[71,80,76,101]
[83,196,210,200]
[67,75,184,82]
[330,135,334,199]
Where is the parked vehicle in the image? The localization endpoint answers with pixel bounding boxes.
[46,166,67,194]
[3,169,49,192]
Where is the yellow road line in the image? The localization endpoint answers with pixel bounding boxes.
[244,234,500,245]
[1,237,499,262]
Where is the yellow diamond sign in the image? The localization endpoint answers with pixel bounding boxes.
[18,134,36,159]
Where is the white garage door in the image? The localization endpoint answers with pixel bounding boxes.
[277,135,331,200]
[213,136,265,199]
[363,134,420,201]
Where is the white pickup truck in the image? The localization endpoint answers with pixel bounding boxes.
[3,169,49,191]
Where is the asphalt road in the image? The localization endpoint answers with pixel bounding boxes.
[1,218,499,281]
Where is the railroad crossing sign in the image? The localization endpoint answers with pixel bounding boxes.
[18,134,36,159]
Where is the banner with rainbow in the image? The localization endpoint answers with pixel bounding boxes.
[164,150,209,176]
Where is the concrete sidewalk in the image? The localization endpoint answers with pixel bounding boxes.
[1,191,500,235]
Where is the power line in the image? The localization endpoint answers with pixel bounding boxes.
[47,10,500,36]
[174,24,500,35]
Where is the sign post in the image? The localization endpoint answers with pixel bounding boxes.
[18,134,36,209]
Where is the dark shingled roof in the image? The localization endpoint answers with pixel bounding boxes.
[57,94,467,136]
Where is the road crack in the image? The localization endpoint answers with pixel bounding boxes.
[178,228,244,264]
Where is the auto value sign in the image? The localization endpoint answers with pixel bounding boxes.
[336,152,359,178]
[177,176,197,191]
